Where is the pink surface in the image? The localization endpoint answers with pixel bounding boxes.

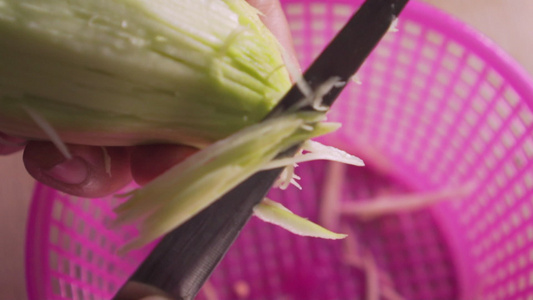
[26,1,533,299]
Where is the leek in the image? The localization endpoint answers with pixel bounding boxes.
[0,0,291,148]
[0,0,359,249]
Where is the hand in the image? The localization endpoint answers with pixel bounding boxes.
[0,0,297,198]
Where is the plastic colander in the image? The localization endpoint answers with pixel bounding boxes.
[25,1,533,299]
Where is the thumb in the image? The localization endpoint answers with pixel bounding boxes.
[23,141,132,197]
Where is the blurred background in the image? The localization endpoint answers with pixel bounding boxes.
[1,1,532,299]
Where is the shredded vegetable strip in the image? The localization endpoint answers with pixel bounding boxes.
[253,198,346,239]
[262,140,364,170]
[363,250,380,300]
[24,107,71,160]
[341,182,476,221]
[341,224,405,300]
[319,161,346,231]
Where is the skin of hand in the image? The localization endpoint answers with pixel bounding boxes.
[0,0,297,198]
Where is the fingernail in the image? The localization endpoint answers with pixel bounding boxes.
[45,157,89,185]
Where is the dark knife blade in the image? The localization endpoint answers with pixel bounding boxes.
[114,0,409,299]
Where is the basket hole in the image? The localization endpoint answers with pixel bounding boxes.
[400,37,416,50]
[285,3,304,16]
[289,20,304,31]
[487,70,504,89]
[523,138,533,158]
[527,226,533,242]
[460,68,477,86]
[97,275,104,291]
[483,154,496,169]
[416,61,431,75]
[61,257,70,274]
[453,82,469,99]
[519,109,533,126]
[64,283,73,299]
[93,207,102,221]
[504,88,520,107]
[49,225,59,245]
[333,20,345,31]
[86,248,94,263]
[373,60,387,72]
[376,45,391,58]
[49,250,58,271]
[502,131,516,149]
[76,286,84,300]
[511,118,527,137]
[398,51,412,65]
[99,235,108,248]
[76,219,86,235]
[412,75,426,89]
[73,263,82,280]
[86,270,93,285]
[430,85,444,99]
[446,42,464,57]
[492,144,506,159]
[65,209,74,228]
[505,160,519,177]
[332,4,352,17]
[442,56,458,72]
[310,3,327,15]
[426,30,444,45]
[404,20,422,36]
[488,112,503,131]
[311,20,326,31]
[311,35,325,46]
[436,72,451,86]
[52,201,63,220]
[88,227,97,242]
[73,242,83,257]
[480,83,497,102]
[51,277,61,296]
[496,100,512,120]
[524,172,533,189]
[82,198,91,213]
[473,99,488,116]
[465,110,478,125]
[467,55,485,72]
[513,183,526,198]
[421,46,437,60]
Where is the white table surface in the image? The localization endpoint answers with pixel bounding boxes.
[1,1,532,299]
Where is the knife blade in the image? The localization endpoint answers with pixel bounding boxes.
[114,0,409,299]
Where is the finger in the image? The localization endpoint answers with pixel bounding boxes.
[23,141,132,198]
[130,144,197,186]
[247,0,300,70]
[0,132,26,155]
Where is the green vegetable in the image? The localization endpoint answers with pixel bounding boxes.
[0,0,353,249]
[0,0,291,148]
[254,198,347,240]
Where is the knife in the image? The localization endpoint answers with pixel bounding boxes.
[113,0,409,299]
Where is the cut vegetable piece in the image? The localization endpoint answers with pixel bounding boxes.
[23,107,71,159]
[341,224,405,300]
[341,182,476,221]
[253,199,347,240]
[319,162,346,231]
[115,112,337,251]
[262,140,364,170]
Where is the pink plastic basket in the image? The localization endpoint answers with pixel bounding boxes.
[26,1,533,299]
